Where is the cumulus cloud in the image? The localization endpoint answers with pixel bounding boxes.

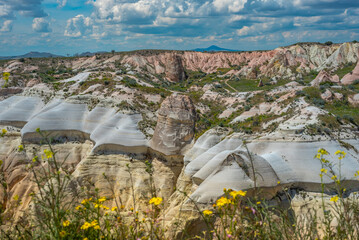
[0,20,13,32]
[32,18,51,32]
[0,0,47,18]
[64,15,92,37]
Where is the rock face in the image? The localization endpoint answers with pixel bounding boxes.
[185,130,359,203]
[165,54,186,82]
[311,70,339,87]
[348,93,359,106]
[0,96,149,154]
[341,58,359,85]
[120,42,359,80]
[150,94,196,156]
[321,89,333,101]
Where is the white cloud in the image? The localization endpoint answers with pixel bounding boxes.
[32,18,51,32]
[0,20,13,32]
[56,0,67,8]
[64,15,93,37]
[237,26,250,36]
[213,0,247,13]
[0,0,47,18]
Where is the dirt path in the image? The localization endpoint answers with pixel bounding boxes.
[224,78,238,92]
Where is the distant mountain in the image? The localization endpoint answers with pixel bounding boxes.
[192,45,240,52]
[76,51,108,57]
[0,52,63,60]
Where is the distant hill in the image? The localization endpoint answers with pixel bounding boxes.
[192,45,240,52]
[76,51,108,57]
[0,52,63,60]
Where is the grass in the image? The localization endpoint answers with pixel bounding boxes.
[226,78,289,92]
[333,63,356,79]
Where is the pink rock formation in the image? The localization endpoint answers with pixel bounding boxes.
[348,93,359,106]
[321,89,333,101]
[311,70,340,87]
[341,60,359,85]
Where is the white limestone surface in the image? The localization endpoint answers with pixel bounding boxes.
[0,96,44,127]
[0,96,148,154]
[60,72,91,83]
[186,129,359,203]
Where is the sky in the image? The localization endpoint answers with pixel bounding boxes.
[0,0,358,56]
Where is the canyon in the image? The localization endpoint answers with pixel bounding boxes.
[0,42,359,235]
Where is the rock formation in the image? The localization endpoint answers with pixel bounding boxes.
[150,94,196,156]
[341,58,359,85]
[311,70,339,87]
[348,93,359,106]
[165,54,186,82]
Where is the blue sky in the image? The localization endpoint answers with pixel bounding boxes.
[0,0,358,56]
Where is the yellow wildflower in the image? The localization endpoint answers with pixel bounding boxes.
[18,145,24,152]
[63,220,70,227]
[355,171,359,177]
[321,168,327,173]
[59,230,66,238]
[44,149,53,159]
[216,197,231,207]
[256,201,261,205]
[277,181,281,184]
[149,197,163,206]
[2,129,7,134]
[331,175,337,180]
[120,205,125,209]
[94,225,101,230]
[75,205,82,210]
[0,160,2,166]
[83,238,88,240]
[81,222,91,230]
[318,148,328,155]
[3,72,10,78]
[230,190,247,198]
[330,196,339,203]
[203,210,213,216]
[13,195,19,201]
[315,153,321,159]
[102,205,109,210]
[111,207,118,211]
[81,197,92,205]
[32,156,38,162]
[98,196,106,203]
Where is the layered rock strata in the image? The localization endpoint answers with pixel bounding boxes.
[150,94,196,156]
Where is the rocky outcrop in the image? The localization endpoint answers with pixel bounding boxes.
[0,96,149,153]
[321,89,333,101]
[150,94,196,156]
[348,93,359,106]
[165,54,186,82]
[341,58,359,85]
[185,129,359,203]
[311,70,339,87]
[119,42,359,80]
[0,87,23,97]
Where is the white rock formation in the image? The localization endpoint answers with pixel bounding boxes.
[186,129,359,203]
[0,96,148,154]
